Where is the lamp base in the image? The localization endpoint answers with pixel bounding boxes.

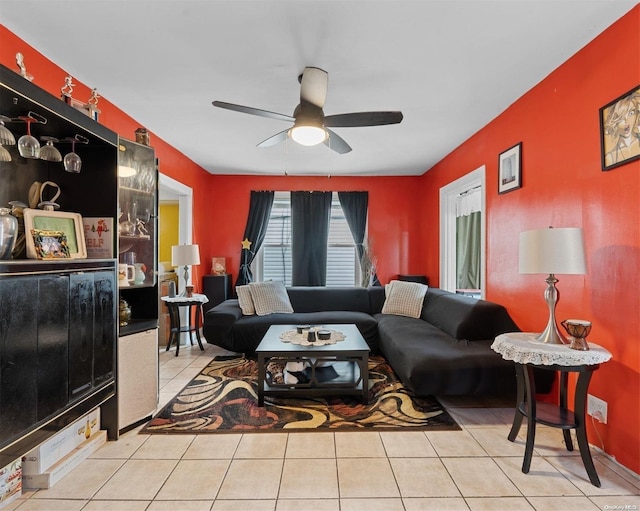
[535,273,567,344]
[534,323,567,344]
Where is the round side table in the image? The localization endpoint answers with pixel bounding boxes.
[491,332,612,487]
[161,293,209,356]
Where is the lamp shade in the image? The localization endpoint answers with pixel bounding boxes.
[172,244,201,267]
[519,227,586,275]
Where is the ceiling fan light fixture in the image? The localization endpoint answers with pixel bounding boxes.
[289,125,327,146]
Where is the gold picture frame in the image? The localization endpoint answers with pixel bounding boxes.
[31,229,71,259]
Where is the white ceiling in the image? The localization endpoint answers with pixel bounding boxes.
[2,0,636,176]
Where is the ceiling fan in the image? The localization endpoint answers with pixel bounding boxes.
[212,67,403,154]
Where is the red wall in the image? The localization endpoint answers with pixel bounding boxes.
[208,174,423,285]
[420,7,640,473]
[0,26,212,289]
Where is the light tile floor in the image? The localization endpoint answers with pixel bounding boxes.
[7,343,640,511]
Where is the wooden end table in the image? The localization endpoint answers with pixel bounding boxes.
[492,332,612,487]
[161,294,209,356]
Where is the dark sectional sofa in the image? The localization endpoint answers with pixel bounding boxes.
[203,286,554,396]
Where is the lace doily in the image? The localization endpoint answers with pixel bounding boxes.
[491,332,612,366]
[280,328,346,347]
[161,293,209,304]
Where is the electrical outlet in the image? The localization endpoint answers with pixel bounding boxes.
[587,394,608,424]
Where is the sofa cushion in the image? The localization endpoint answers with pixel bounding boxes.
[420,288,519,341]
[230,311,380,354]
[236,285,255,315]
[286,286,371,313]
[382,280,428,318]
[249,281,294,316]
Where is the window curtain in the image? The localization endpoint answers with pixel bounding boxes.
[337,191,379,286]
[291,191,332,286]
[456,188,481,289]
[236,190,274,287]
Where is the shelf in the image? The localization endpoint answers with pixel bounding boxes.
[119,319,158,337]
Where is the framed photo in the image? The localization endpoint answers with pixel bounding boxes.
[23,209,87,259]
[599,85,640,171]
[31,229,70,259]
[498,142,522,194]
[211,257,227,275]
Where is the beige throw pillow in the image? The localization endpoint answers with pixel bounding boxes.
[236,285,255,315]
[382,280,428,318]
[249,281,294,316]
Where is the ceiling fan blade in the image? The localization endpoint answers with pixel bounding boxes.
[257,129,289,148]
[324,129,352,154]
[212,101,294,122]
[300,67,328,108]
[324,111,403,127]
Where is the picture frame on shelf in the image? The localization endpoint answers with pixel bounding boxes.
[498,142,522,194]
[23,209,87,259]
[599,85,640,171]
[30,229,70,259]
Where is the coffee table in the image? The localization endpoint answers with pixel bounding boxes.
[256,324,370,407]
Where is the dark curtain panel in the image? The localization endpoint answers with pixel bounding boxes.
[337,191,379,286]
[236,191,274,287]
[337,191,368,262]
[291,191,332,286]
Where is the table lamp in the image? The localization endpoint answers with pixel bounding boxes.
[171,244,200,295]
[518,227,586,344]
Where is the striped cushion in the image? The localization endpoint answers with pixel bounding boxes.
[236,285,255,315]
[382,280,428,318]
[249,281,294,316]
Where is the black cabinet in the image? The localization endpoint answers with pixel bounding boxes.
[0,276,38,445]
[0,261,117,466]
[69,271,115,400]
[36,275,70,421]
[0,64,120,468]
[202,274,232,314]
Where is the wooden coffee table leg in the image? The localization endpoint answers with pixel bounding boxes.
[360,355,369,404]
[257,353,266,406]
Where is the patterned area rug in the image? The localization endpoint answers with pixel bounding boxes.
[141,355,460,433]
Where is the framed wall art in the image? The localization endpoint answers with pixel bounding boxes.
[599,85,640,171]
[498,142,522,194]
[23,208,87,259]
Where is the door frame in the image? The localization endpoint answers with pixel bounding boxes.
[158,174,193,289]
[439,165,486,298]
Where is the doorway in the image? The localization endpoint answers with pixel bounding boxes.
[158,174,193,292]
[439,165,486,298]
[158,175,194,348]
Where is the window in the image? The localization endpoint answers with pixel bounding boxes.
[254,192,359,286]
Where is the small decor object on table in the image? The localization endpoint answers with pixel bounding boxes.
[561,319,592,351]
[280,327,346,347]
[498,142,522,194]
[599,85,640,171]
